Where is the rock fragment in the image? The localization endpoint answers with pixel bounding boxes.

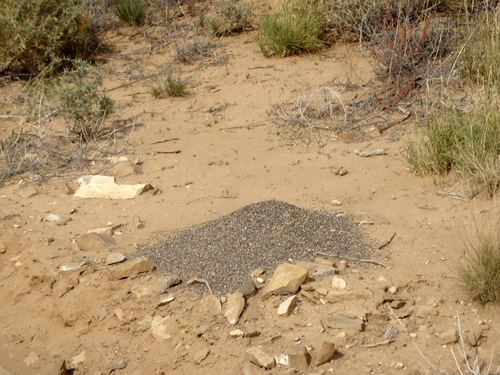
[106,252,126,265]
[224,292,245,325]
[151,316,173,340]
[415,306,438,318]
[325,290,368,302]
[246,347,276,370]
[261,263,308,299]
[239,280,257,298]
[438,329,459,345]
[331,276,347,289]
[76,232,116,252]
[278,295,298,316]
[323,315,364,331]
[311,265,337,279]
[24,352,39,366]
[16,185,39,198]
[74,175,152,199]
[193,347,210,364]
[199,294,222,315]
[314,341,336,366]
[109,257,154,280]
[287,347,310,371]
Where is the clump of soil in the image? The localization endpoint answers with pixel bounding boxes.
[142,200,370,294]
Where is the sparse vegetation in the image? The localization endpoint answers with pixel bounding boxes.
[457,214,500,305]
[0,0,98,75]
[175,30,219,64]
[200,1,252,36]
[151,69,189,98]
[113,0,146,25]
[52,60,114,141]
[256,0,329,57]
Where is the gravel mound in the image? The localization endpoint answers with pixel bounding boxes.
[142,200,370,294]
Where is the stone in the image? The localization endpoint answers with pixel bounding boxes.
[325,290,368,302]
[323,315,364,331]
[415,306,438,318]
[16,185,39,198]
[224,292,245,325]
[54,360,68,375]
[331,276,347,289]
[229,329,246,338]
[131,276,181,297]
[242,360,264,375]
[114,308,128,322]
[314,258,334,267]
[388,286,398,295]
[110,360,127,371]
[0,241,6,254]
[239,280,257,298]
[74,175,152,199]
[250,268,266,278]
[394,362,404,369]
[466,327,483,347]
[337,260,346,271]
[90,226,115,236]
[151,316,173,340]
[199,294,222,315]
[278,295,298,316]
[261,263,308,299]
[43,213,65,225]
[287,347,311,371]
[193,347,210,364]
[314,341,336,366]
[76,232,116,252]
[246,347,276,370]
[312,265,337,279]
[438,329,459,345]
[24,352,39,366]
[109,257,154,280]
[390,300,406,309]
[70,351,86,368]
[158,294,175,306]
[106,252,126,265]
[331,199,342,206]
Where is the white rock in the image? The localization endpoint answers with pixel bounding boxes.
[388,286,398,295]
[74,175,152,199]
[106,252,126,265]
[24,352,39,366]
[331,200,342,206]
[331,276,347,289]
[278,295,298,316]
[151,316,173,340]
[246,347,276,370]
[224,292,245,325]
[70,351,86,368]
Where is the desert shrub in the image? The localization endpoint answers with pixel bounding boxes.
[151,69,189,98]
[52,60,114,141]
[256,0,329,57]
[405,92,500,196]
[113,0,146,25]
[0,0,98,75]
[200,1,252,36]
[175,30,219,64]
[458,214,500,305]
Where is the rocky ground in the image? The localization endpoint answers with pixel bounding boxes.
[0,14,499,375]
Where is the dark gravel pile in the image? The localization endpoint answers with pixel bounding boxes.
[141,200,370,295]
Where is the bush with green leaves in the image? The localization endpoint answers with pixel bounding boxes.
[113,0,146,25]
[52,60,114,141]
[0,0,98,75]
[201,1,252,36]
[151,69,189,98]
[256,0,329,57]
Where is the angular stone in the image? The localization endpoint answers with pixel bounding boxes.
[193,347,210,364]
[278,295,298,316]
[314,258,334,267]
[261,263,308,299]
[415,306,438,318]
[131,275,181,297]
[108,257,154,280]
[324,315,364,331]
[331,276,347,289]
[325,290,368,302]
[438,329,458,345]
[106,252,126,265]
[242,360,264,375]
[314,341,336,366]
[246,347,276,370]
[70,352,86,368]
[76,232,116,252]
[16,185,39,198]
[198,294,222,315]
[311,265,337,279]
[74,175,152,200]
[54,360,68,375]
[24,352,39,366]
[229,329,246,338]
[224,292,245,325]
[287,347,310,371]
[151,315,173,340]
[239,280,257,298]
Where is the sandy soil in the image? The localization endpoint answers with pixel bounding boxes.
[0,17,499,375]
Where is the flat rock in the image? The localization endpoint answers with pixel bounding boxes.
[416,306,438,318]
[261,263,308,299]
[199,294,222,315]
[70,351,86,368]
[74,175,152,199]
[224,292,245,325]
[325,290,368,302]
[109,257,154,280]
[76,232,116,252]
[278,295,298,316]
[24,352,39,366]
[246,347,276,370]
[242,360,265,375]
[324,315,364,331]
[131,275,181,297]
[193,347,210,364]
[314,341,336,366]
[151,315,174,341]
[438,329,458,345]
[106,252,126,265]
[311,265,337,279]
[287,347,311,371]
[16,185,39,198]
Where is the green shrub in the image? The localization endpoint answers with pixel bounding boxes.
[201,1,252,36]
[256,0,329,57]
[405,92,500,196]
[52,60,114,141]
[458,215,500,305]
[0,0,98,75]
[151,69,189,98]
[113,0,146,25]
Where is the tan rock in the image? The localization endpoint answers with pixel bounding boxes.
[415,306,438,318]
[151,316,173,340]
[314,341,336,366]
[314,258,334,267]
[109,257,154,280]
[278,295,298,316]
[261,263,308,299]
[323,315,364,331]
[16,185,39,198]
[199,294,222,315]
[76,232,116,252]
[287,347,311,371]
[24,352,39,366]
[0,365,12,375]
[438,329,458,345]
[325,290,368,302]
[246,347,275,370]
[74,175,152,199]
[331,276,347,289]
[193,347,210,364]
[224,292,245,325]
[106,252,126,265]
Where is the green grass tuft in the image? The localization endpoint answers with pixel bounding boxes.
[113,0,146,26]
[151,70,189,98]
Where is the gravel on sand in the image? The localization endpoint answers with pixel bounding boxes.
[141,200,371,295]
